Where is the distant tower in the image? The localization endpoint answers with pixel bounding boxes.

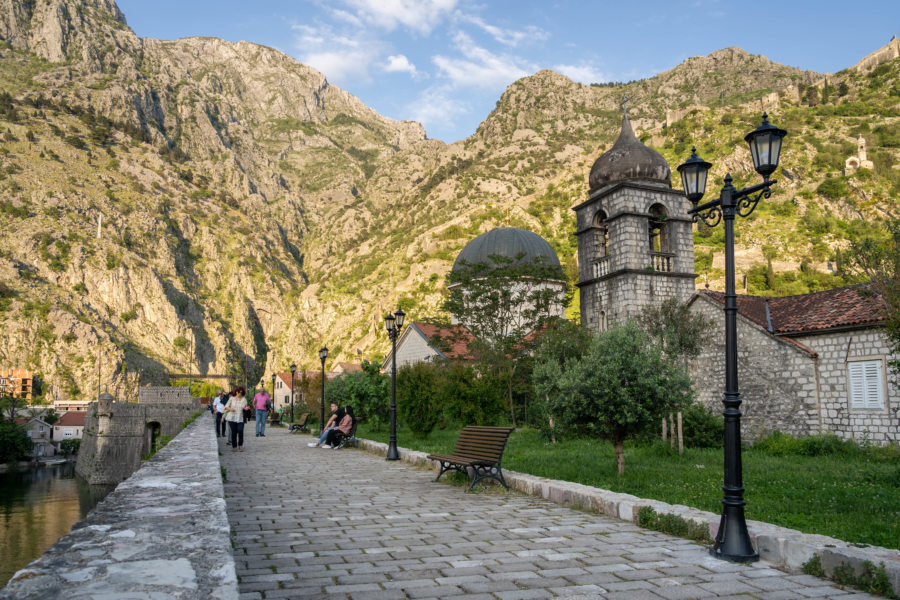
[844,134,874,174]
[574,100,696,331]
[858,134,868,164]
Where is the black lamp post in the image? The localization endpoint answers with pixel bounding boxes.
[271,372,276,421]
[677,113,786,563]
[289,363,296,424]
[384,307,405,461]
[318,346,328,434]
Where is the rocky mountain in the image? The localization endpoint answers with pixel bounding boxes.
[0,0,897,401]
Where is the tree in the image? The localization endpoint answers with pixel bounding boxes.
[805,86,820,107]
[0,393,24,423]
[396,362,443,438]
[0,422,32,462]
[59,438,81,456]
[344,361,390,431]
[637,298,713,368]
[443,254,566,426]
[533,322,693,474]
[843,219,900,378]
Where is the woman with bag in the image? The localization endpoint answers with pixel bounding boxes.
[224,387,249,452]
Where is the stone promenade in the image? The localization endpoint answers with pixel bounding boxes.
[220,427,875,600]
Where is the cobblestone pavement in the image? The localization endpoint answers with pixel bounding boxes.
[220,427,875,600]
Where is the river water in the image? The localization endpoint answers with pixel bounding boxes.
[0,463,114,587]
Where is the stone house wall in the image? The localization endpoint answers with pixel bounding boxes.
[688,295,820,440]
[383,327,439,373]
[792,328,900,444]
[138,386,192,404]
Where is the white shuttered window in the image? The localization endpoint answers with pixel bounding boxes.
[848,359,885,409]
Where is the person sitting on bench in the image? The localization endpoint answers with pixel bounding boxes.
[307,403,343,447]
[322,406,355,449]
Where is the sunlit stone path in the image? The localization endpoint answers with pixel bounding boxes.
[219,426,875,600]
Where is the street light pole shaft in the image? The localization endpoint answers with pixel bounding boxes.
[387,330,399,460]
[713,181,758,562]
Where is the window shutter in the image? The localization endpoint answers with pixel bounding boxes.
[848,360,884,409]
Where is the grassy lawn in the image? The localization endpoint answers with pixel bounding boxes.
[356,423,900,550]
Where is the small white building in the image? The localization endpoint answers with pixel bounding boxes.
[15,417,55,457]
[844,134,874,174]
[382,322,475,374]
[54,411,86,442]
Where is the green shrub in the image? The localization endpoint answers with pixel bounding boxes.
[396,362,443,438]
[754,431,863,457]
[0,422,33,462]
[680,403,724,448]
[59,438,81,456]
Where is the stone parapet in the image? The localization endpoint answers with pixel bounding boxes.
[357,437,900,596]
[1,413,238,600]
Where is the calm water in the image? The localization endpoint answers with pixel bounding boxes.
[0,463,113,587]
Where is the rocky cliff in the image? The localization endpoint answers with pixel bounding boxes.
[0,0,897,401]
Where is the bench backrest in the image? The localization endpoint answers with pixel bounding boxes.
[452,426,515,463]
[297,413,309,426]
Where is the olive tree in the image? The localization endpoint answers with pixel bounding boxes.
[533,322,693,474]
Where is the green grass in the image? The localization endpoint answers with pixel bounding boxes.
[357,423,900,550]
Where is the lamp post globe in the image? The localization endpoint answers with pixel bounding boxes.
[677,113,787,563]
[385,308,404,461]
[289,363,296,424]
[318,346,328,434]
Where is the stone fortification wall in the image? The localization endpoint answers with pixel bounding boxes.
[76,399,197,485]
[138,386,192,404]
[1,413,238,600]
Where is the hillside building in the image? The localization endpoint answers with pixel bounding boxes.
[0,369,34,400]
[844,134,874,174]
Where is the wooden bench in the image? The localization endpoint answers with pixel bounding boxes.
[426,426,515,491]
[288,413,310,433]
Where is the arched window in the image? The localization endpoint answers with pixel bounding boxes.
[648,204,669,253]
[592,210,609,257]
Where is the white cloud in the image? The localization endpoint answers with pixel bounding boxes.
[340,0,457,34]
[459,14,548,47]
[432,31,533,89]
[406,86,467,133]
[384,54,418,76]
[292,22,381,84]
[554,62,606,85]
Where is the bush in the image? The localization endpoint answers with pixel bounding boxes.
[59,438,81,456]
[0,422,33,462]
[396,362,443,438]
[440,361,506,426]
[681,403,724,448]
[753,431,863,457]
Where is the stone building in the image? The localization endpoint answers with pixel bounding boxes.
[53,411,86,443]
[689,286,899,444]
[574,109,696,331]
[844,134,874,174]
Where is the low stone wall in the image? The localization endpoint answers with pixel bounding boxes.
[357,437,900,597]
[1,413,238,600]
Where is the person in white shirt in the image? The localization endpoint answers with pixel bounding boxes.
[213,391,228,438]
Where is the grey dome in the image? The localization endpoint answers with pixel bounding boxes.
[589,114,671,192]
[452,227,561,273]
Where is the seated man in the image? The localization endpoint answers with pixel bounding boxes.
[323,406,355,449]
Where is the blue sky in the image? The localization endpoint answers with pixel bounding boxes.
[116,0,899,143]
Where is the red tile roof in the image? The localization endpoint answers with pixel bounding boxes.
[56,411,86,427]
[701,284,885,335]
[413,322,475,360]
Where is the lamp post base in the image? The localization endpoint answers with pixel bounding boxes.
[710,511,759,563]
[386,442,400,461]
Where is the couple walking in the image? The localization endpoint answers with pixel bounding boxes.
[214,386,272,452]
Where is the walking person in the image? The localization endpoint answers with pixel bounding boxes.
[253,385,271,437]
[224,387,248,452]
[213,391,227,439]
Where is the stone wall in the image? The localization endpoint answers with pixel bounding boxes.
[688,294,820,440]
[793,328,900,444]
[138,386,192,404]
[1,413,238,599]
[76,399,198,485]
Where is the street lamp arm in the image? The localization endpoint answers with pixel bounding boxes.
[735,179,777,218]
[691,204,723,228]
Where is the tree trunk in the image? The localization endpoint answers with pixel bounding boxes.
[507,366,517,427]
[614,439,625,475]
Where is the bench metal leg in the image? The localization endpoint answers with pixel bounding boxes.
[467,464,509,492]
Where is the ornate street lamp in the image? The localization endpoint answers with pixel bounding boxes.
[677,112,787,563]
[271,372,276,423]
[289,363,296,424]
[384,307,405,461]
[318,346,328,434]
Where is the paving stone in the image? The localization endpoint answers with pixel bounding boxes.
[218,427,882,600]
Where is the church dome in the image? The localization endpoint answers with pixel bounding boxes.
[452,227,561,273]
[589,114,671,192]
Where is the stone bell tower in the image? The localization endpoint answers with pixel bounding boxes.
[574,99,696,331]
